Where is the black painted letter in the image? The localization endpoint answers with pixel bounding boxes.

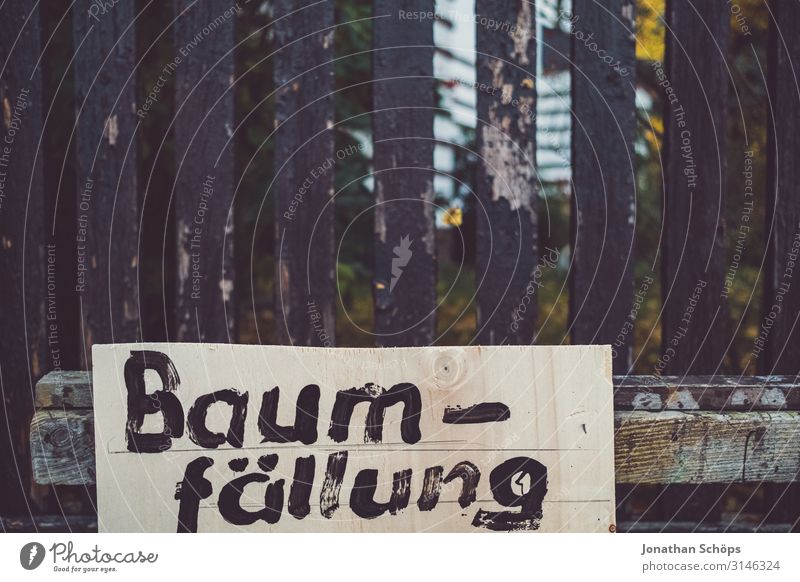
[472,457,547,531]
[124,351,185,453]
[258,385,319,444]
[187,389,249,448]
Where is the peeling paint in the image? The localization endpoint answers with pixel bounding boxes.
[421,182,436,256]
[500,84,514,105]
[375,180,387,243]
[760,387,787,408]
[280,261,291,302]
[489,60,504,88]
[731,389,757,407]
[666,389,698,410]
[104,114,119,145]
[177,220,190,293]
[512,1,533,65]
[2,97,11,128]
[632,392,662,409]
[480,123,534,212]
[219,278,234,302]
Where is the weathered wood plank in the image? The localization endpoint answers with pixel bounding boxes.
[614,375,800,411]
[30,408,800,486]
[173,0,236,342]
[4,514,791,534]
[660,2,729,374]
[73,1,140,364]
[36,370,94,408]
[615,411,800,484]
[39,372,800,412]
[619,521,793,533]
[30,410,95,485]
[0,0,46,515]
[764,2,800,375]
[1,514,98,533]
[569,0,637,372]
[373,0,436,346]
[273,0,335,346]
[474,0,538,345]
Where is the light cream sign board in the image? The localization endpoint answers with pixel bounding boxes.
[93,344,615,532]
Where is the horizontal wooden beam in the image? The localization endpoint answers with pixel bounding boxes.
[618,521,794,533]
[36,371,93,409]
[29,408,800,486]
[615,411,800,484]
[4,515,788,534]
[614,375,800,411]
[35,371,800,411]
[1,515,97,533]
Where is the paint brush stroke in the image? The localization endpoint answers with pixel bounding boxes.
[442,402,510,424]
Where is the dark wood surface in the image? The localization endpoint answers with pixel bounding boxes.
[73,0,140,364]
[372,0,437,347]
[0,0,45,516]
[765,1,800,375]
[763,3,800,528]
[661,2,729,375]
[474,0,539,345]
[1,514,98,533]
[173,0,237,342]
[570,0,637,372]
[273,0,336,346]
[660,1,732,526]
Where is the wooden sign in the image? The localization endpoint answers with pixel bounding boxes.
[93,344,616,532]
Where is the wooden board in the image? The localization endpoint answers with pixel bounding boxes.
[661,2,729,374]
[372,1,437,346]
[89,344,615,532]
[615,411,800,484]
[0,0,46,515]
[173,0,237,342]
[73,0,140,362]
[474,0,538,345]
[273,0,336,346]
[570,0,637,372]
[765,0,800,374]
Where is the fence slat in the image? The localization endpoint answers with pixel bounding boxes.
[474,0,538,345]
[661,2,728,375]
[373,0,436,347]
[765,2,800,375]
[764,1,800,531]
[659,2,731,525]
[174,0,236,342]
[273,0,336,346]
[0,1,45,516]
[570,1,637,371]
[73,1,139,363]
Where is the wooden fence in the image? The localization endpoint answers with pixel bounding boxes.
[1,0,798,532]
